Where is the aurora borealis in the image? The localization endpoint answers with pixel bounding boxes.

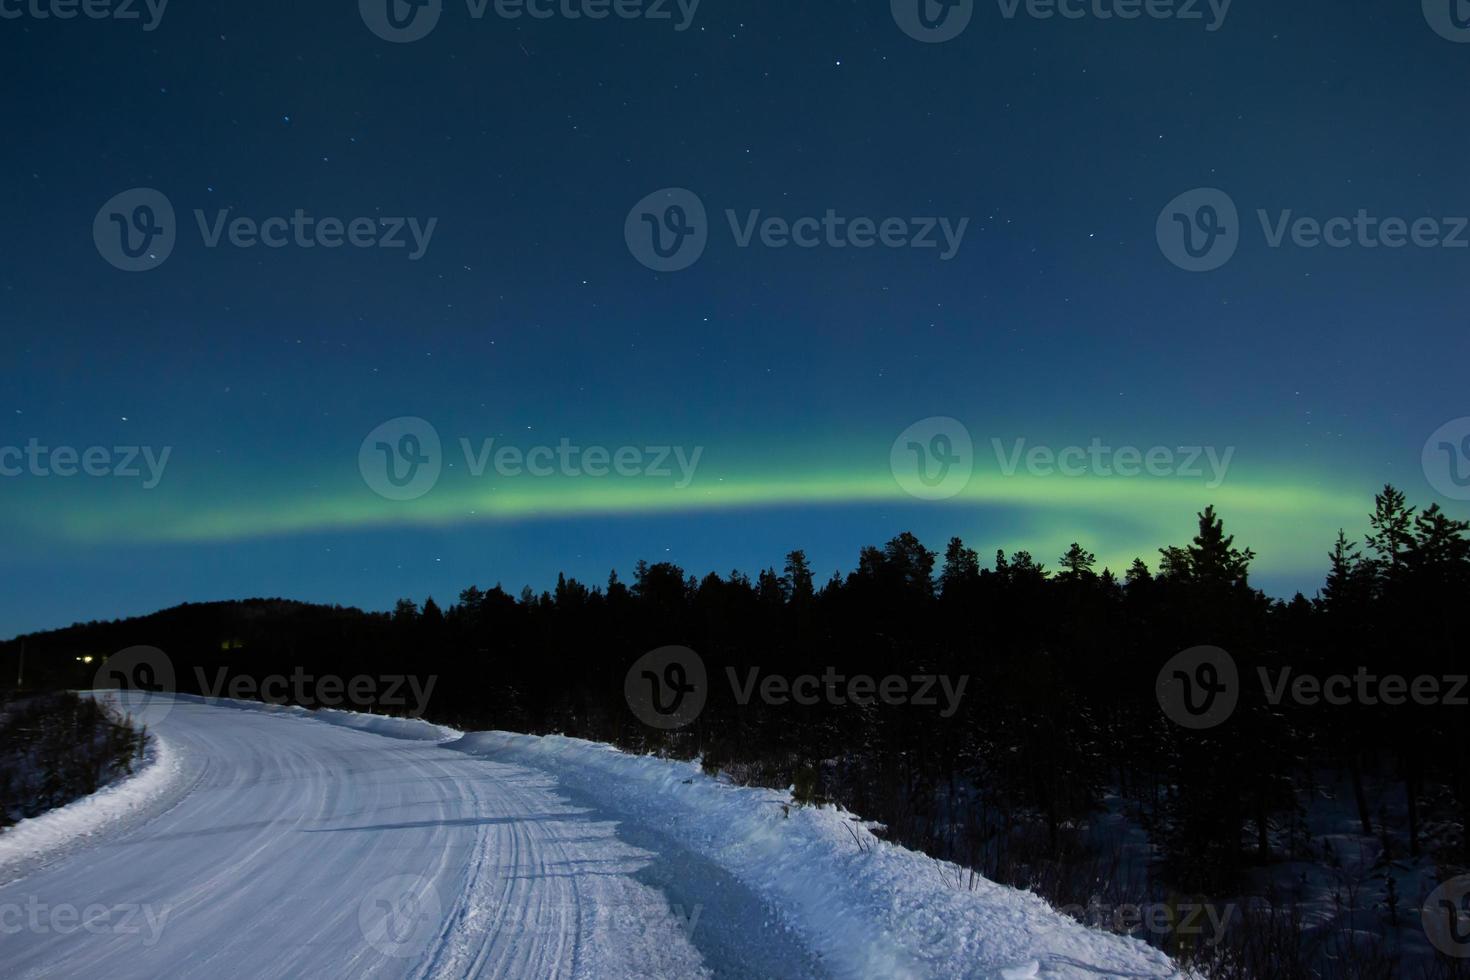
[3,1,1468,637]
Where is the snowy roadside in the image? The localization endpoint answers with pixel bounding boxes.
[0,711,181,884]
[449,731,1187,980]
[176,693,463,742]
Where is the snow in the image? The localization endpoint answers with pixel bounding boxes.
[450,730,1182,980]
[0,695,1184,979]
[190,694,460,742]
[0,696,183,885]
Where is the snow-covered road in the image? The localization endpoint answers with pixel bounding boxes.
[0,697,813,979]
[0,697,1181,979]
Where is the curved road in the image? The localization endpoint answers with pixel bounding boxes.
[0,697,819,979]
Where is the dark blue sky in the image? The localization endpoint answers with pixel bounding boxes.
[3,0,1468,637]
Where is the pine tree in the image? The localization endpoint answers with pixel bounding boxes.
[1321,530,1372,611]
[1157,546,1191,581]
[1407,503,1470,572]
[1058,542,1097,579]
[458,585,485,616]
[756,568,785,607]
[783,550,815,604]
[883,532,936,597]
[940,537,980,595]
[1125,557,1152,587]
[1186,505,1255,588]
[1365,485,1415,584]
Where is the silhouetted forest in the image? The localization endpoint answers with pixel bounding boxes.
[5,484,1468,976]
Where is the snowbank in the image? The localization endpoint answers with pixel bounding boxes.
[169,694,461,742]
[449,731,1185,980]
[309,705,460,742]
[0,725,180,882]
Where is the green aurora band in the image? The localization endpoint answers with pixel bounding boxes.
[24,460,1396,585]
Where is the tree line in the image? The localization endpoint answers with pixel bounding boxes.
[4,484,1468,973]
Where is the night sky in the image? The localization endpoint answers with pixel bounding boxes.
[2,0,1468,638]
